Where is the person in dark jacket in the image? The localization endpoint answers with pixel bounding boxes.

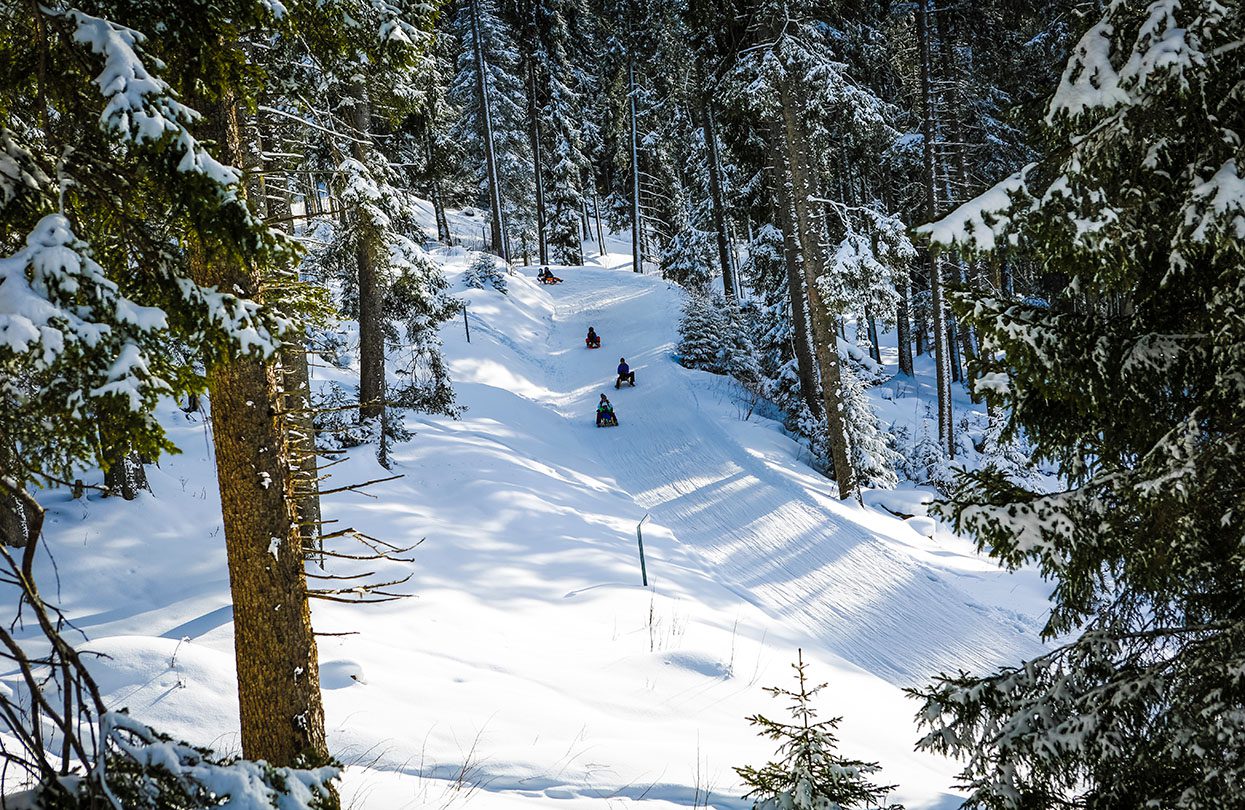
[586,327,601,348]
[615,358,636,388]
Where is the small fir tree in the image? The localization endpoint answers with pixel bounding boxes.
[463,251,509,293]
[735,650,900,810]
[662,226,716,291]
[677,292,726,371]
[840,362,900,490]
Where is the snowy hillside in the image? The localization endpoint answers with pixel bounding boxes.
[20,227,1053,809]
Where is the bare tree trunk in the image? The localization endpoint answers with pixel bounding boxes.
[593,188,606,255]
[628,54,642,273]
[258,143,323,554]
[425,134,452,243]
[865,304,881,363]
[771,160,822,421]
[700,98,736,300]
[348,81,386,424]
[774,98,854,499]
[0,439,39,547]
[918,0,955,458]
[896,266,915,376]
[526,59,548,265]
[470,0,508,260]
[190,92,331,772]
[103,452,149,500]
[934,9,979,384]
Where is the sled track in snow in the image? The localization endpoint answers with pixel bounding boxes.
[544,267,1043,686]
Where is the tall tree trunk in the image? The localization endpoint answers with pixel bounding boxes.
[770,162,822,421]
[470,0,507,260]
[257,134,323,554]
[772,95,855,498]
[190,92,331,771]
[918,0,955,458]
[425,134,452,243]
[349,81,385,424]
[865,305,881,363]
[0,438,39,548]
[526,59,549,265]
[896,266,915,376]
[628,54,642,273]
[934,9,979,384]
[700,98,736,300]
[593,188,606,255]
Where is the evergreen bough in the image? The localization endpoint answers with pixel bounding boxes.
[735,651,900,810]
[913,2,1245,807]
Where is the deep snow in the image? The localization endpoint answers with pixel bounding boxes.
[11,221,1053,809]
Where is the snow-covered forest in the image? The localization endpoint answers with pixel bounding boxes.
[1,0,1242,807]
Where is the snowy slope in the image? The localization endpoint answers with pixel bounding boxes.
[533,265,1046,685]
[13,238,1052,809]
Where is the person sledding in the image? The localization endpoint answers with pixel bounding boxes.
[537,266,563,284]
[615,357,636,389]
[585,326,601,349]
[596,394,618,427]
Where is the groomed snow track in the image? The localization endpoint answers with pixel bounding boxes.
[541,265,1042,686]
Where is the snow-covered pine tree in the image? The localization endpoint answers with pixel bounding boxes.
[677,292,726,371]
[293,1,459,448]
[463,251,510,292]
[840,362,900,490]
[735,651,900,810]
[1,0,343,784]
[912,3,1245,806]
[0,5,290,501]
[662,226,715,290]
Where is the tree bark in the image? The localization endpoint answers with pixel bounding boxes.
[425,134,452,243]
[103,451,149,500]
[348,81,386,423]
[771,160,822,421]
[190,93,331,770]
[918,0,955,458]
[700,98,736,300]
[593,188,606,255]
[772,99,854,499]
[628,53,642,272]
[260,139,324,554]
[470,0,508,260]
[896,266,915,376]
[525,59,549,265]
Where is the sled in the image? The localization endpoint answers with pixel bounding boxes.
[596,416,619,428]
[586,341,602,349]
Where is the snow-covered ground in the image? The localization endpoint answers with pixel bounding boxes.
[14,214,1053,809]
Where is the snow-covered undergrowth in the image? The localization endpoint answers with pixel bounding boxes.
[16,215,1052,809]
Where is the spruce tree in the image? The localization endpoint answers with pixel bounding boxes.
[913,3,1245,807]
[677,292,725,371]
[735,650,900,810]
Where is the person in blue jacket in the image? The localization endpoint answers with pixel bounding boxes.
[615,357,636,389]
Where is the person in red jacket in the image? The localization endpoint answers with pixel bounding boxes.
[586,326,601,348]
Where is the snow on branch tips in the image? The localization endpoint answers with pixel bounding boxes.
[917,165,1036,252]
[1,214,163,370]
[59,7,241,188]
